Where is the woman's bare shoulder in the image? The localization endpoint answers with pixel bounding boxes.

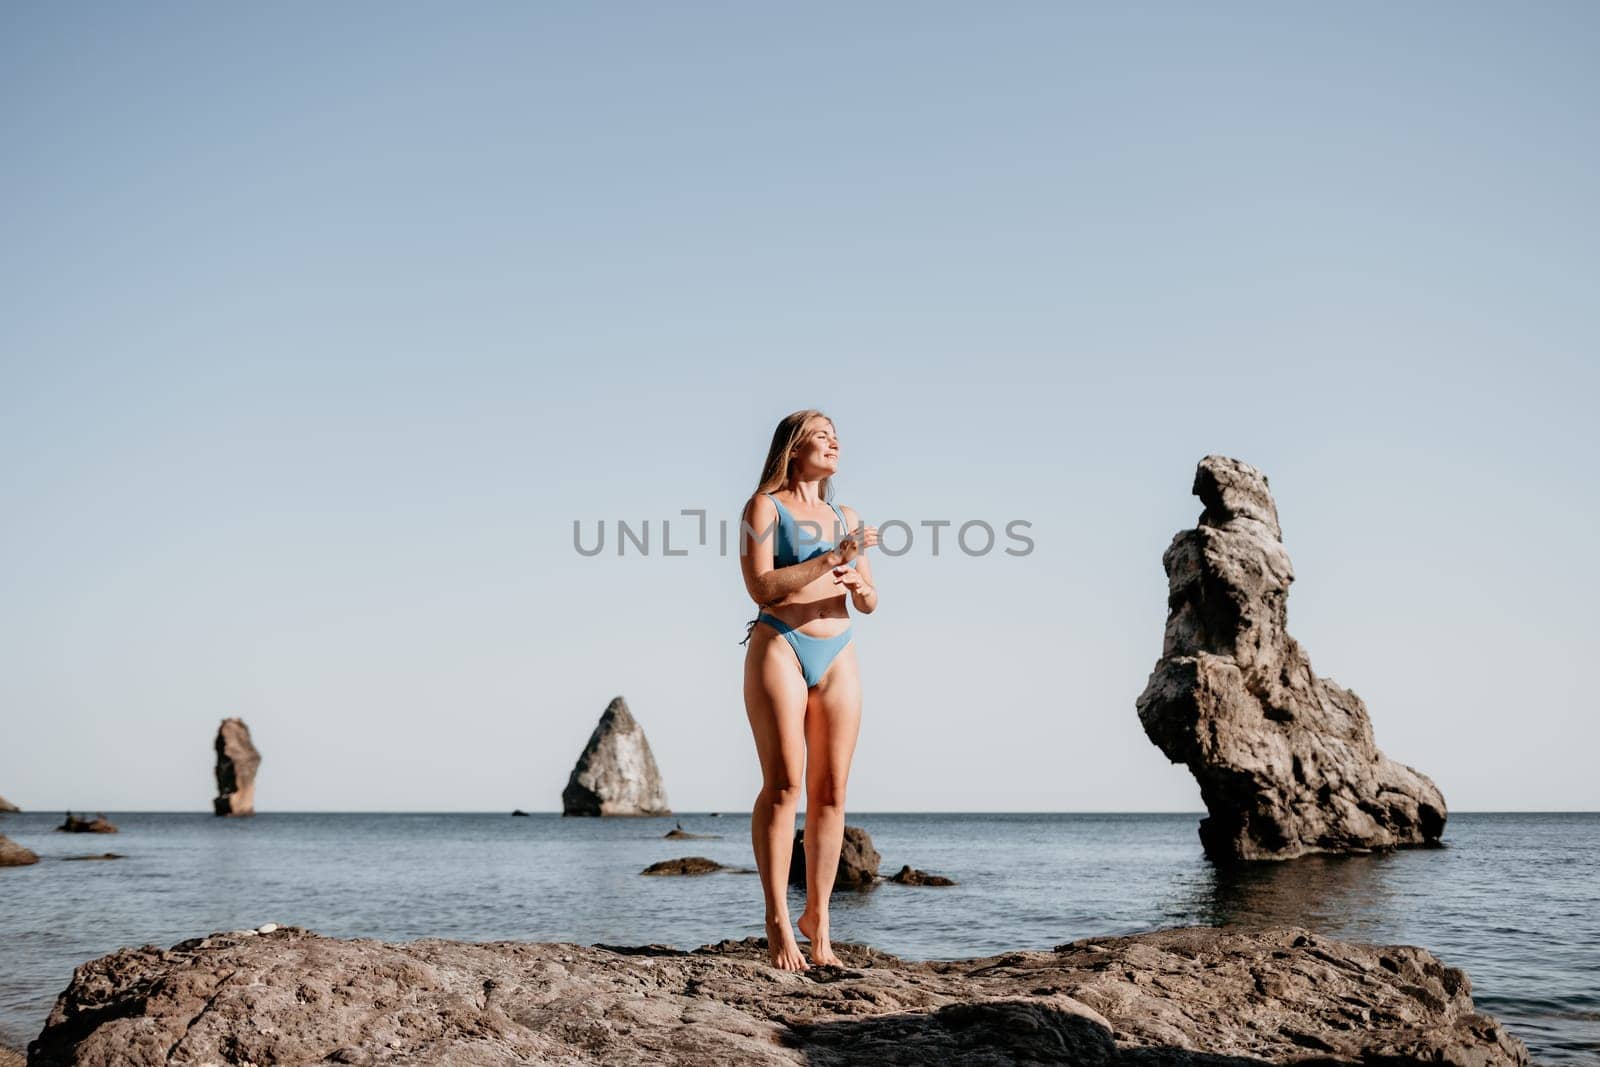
[744,492,778,524]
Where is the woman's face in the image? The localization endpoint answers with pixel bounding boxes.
[792,418,839,476]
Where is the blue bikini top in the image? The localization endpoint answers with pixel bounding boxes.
[764,493,857,569]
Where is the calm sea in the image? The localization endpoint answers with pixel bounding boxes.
[1,811,1594,1063]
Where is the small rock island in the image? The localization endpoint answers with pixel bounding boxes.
[562,696,671,817]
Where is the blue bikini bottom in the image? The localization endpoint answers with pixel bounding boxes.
[757,614,853,689]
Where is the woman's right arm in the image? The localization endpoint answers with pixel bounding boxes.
[740,494,852,605]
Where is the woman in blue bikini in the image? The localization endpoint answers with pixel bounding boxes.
[739,409,878,971]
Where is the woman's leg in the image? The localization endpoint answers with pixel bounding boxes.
[744,625,811,971]
[797,642,861,966]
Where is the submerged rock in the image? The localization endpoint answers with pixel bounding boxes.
[562,696,671,817]
[790,824,880,890]
[641,856,723,875]
[0,835,38,867]
[213,717,261,816]
[57,812,117,834]
[26,924,1528,1065]
[889,864,955,886]
[1137,456,1448,861]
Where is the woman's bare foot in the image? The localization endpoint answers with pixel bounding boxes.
[765,916,810,971]
[797,906,842,966]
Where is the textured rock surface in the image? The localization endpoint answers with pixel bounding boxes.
[0,834,38,867]
[27,924,1527,1065]
[790,825,881,890]
[0,794,19,813]
[562,696,671,816]
[213,718,261,817]
[1137,456,1448,861]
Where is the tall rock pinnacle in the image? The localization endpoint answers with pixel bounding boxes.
[213,718,261,817]
[1136,456,1447,861]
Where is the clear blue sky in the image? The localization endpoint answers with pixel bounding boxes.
[3,3,1595,812]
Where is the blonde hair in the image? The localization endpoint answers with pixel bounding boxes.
[753,409,835,499]
[738,409,838,646]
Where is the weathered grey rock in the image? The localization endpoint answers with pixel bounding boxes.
[790,824,880,890]
[1137,456,1448,861]
[562,696,671,816]
[0,834,38,867]
[213,717,260,817]
[57,812,117,833]
[26,924,1528,1065]
[890,864,955,886]
[0,794,19,813]
[642,856,723,875]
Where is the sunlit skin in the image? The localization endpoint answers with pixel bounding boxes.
[740,417,879,970]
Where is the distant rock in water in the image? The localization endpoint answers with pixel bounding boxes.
[790,824,880,890]
[63,852,126,861]
[0,794,19,813]
[641,856,722,875]
[889,864,955,886]
[0,834,38,866]
[510,809,530,817]
[57,812,117,834]
[25,925,1529,1065]
[213,718,260,817]
[665,822,719,839]
[562,696,671,817]
[1136,455,1448,862]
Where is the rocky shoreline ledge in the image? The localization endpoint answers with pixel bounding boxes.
[27,925,1526,1065]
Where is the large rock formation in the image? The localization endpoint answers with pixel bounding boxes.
[0,794,19,813]
[1137,456,1447,861]
[0,835,38,867]
[26,924,1528,1065]
[213,718,260,817]
[562,696,671,816]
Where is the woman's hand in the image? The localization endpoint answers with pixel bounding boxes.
[833,565,877,610]
[834,523,879,564]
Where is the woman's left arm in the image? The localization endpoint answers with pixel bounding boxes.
[837,505,878,614]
